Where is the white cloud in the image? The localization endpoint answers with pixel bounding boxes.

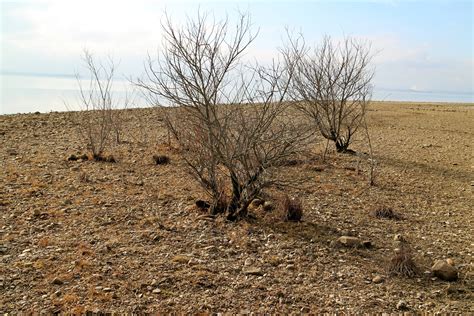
[3,0,164,57]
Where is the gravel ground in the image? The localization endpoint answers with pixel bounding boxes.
[0,101,473,313]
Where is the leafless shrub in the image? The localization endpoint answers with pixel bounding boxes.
[373,205,401,220]
[362,113,378,185]
[68,50,131,160]
[69,50,115,159]
[281,195,303,221]
[388,249,420,278]
[283,34,374,153]
[136,12,310,220]
[153,155,170,165]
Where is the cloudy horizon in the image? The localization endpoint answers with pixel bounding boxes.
[1,0,473,113]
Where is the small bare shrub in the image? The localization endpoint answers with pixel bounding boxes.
[388,250,419,278]
[373,206,401,220]
[68,50,131,160]
[281,195,303,221]
[153,155,170,165]
[283,34,374,153]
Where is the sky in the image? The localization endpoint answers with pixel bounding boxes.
[1,0,473,102]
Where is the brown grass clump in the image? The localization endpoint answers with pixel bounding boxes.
[281,195,303,222]
[373,206,401,220]
[153,154,170,165]
[387,250,419,278]
[93,153,117,163]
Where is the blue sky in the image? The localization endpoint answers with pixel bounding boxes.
[1,0,473,95]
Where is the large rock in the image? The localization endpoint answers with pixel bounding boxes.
[431,259,458,281]
[337,236,360,247]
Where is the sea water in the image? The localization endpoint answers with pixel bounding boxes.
[1,74,472,115]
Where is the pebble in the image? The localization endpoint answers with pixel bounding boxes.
[242,267,263,276]
[396,300,408,310]
[152,288,161,294]
[372,275,384,284]
[0,245,7,254]
[301,306,310,313]
[337,236,360,247]
[262,201,274,212]
[244,258,253,266]
[103,287,112,292]
[286,264,296,270]
[51,277,63,285]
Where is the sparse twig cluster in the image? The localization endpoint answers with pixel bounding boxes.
[69,50,131,161]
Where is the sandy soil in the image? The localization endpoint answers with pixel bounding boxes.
[0,101,473,313]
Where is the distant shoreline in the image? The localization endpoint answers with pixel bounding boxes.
[1,100,473,117]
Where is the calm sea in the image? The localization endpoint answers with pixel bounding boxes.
[1,74,472,115]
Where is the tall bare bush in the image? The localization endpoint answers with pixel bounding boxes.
[136,13,308,220]
[284,35,374,153]
[69,50,130,160]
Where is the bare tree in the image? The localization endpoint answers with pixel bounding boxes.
[284,35,374,153]
[68,50,115,160]
[136,12,309,220]
[68,50,130,160]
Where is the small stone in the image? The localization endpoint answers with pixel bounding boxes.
[172,255,191,264]
[396,300,408,310]
[394,234,406,242]
[372,275,383,284]
[152,288,161,294]
[262,201,274,212]
[286,264,296,270]
[51,277,63,285]
[244,258,253,266]
[300,306,310,313]
[103,287,112,292]
[249,198,264,209]
[242,267,263,276]
[431,259,458,281]
[446,258,454,266]
[0,246,8,254]
[151,279,158,287]
[337,236,360,247]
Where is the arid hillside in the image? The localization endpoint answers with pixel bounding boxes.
[0,101,473,313]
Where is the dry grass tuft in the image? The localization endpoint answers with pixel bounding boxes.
[281,195,303,222]
[93,153,117,163]
[373,206,401,220]
[153,154,170,165]
[388,250,419,278]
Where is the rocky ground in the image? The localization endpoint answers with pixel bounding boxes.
[0,101,473,313]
